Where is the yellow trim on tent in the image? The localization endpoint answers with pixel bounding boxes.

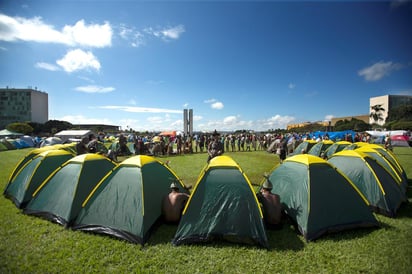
[363,144,403,172]
[334,150,386,195]
[285,154,326,165]
[182,164,208,215]
[7,146,53,182]
[32,164,66,197]
[356,146,403,183]
[208,155,238,168]
[333,165,370,206]
[81,168,116,207]
[120,155,157,167]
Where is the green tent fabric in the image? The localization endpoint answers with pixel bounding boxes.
[323,141,352,159]
[356,146,408,196]
[23,154,117,226]
[328,150,406,217]
[172,155,269,248]
[361,144,407,182]
[289,140,317,156]
[308,140,334,157]
[269,154,379,241]
[0,142,7,151]
[7,146,75,184]
[4,150,74,209]
[0,129,23,138]
[72,155,188,245]
[0,139,16,150]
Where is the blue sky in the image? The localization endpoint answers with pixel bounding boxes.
[1,0,411,132]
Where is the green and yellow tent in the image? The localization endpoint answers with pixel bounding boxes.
[329,150,406,217]
[323,140,352,159]
[23,154,117,226]
[308,140,334,157]
[356,146,408,195]
[72,155,188,245]
[172,155,269,248]
[4,150,74,209]
[269,154,379,241]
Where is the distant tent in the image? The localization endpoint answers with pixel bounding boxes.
[344,142,369,151]
[159,131,176,137]
[289,140,317,156]
[73,155,188,245]
[0,139,16,150]
[54,130,95,143]
[172,155,269,248]
[20,136,35,147]
[24,154,117,226]
[4,150,74,209]
[328,150,406,217]
[40,137,63,147]
[0,129,23,138]
[268,154,379,241]
[324,141,352,159]
[391,135,410,147]
[267,138,281,153]
[0,142,7,151]
[308,140,334,157]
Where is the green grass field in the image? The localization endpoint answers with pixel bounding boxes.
[1,147,411,273]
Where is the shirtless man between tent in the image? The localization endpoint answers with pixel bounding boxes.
[256,179,282,229]
[162,182,190,223]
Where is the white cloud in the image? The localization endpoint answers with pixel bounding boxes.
[193,115,203,121]
[160,25,185,40]
[258,115,296,130]
[0,14,112,48]
[62,19,112,48]
[75,85,115,93]
[324,114,334,121]
[147,116,166,124]
[57,114,113,125]
[145,25,185,41]
[204,98,224,110]
[358,61,403,81]
[288,83,296,89]
[211,101,224,110]
[99,105,182,114]
[223,115,238,124]
[35,62,60,71]
[57,49,101,73]
[118,24,144,48]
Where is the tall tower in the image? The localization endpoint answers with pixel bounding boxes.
[183,109,193,136]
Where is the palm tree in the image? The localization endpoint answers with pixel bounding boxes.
[369,104,385,124]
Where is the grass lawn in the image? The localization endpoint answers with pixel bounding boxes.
[1,147,411,273]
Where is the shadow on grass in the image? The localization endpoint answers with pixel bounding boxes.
[266,223,305,251]
[312,225,381,243]
[395,198,412,219]
[147,222,305,251]
[147,223,178,246]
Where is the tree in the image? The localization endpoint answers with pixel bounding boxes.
[43,120,73,133]
[370,104,385,124]
[6,122,33,135]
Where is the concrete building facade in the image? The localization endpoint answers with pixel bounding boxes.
[0,88,48,129]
